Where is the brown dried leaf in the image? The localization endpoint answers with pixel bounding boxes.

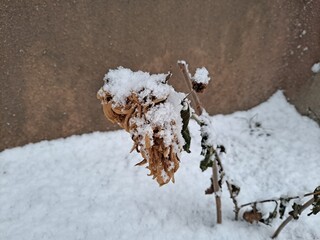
[243,209,262,224]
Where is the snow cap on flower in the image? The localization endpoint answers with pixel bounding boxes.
[191,67,211,93]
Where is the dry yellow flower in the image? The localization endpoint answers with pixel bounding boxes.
[97,89,181,186]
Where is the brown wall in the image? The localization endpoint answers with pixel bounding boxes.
[1,0,320,151]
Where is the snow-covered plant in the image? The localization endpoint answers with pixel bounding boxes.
[97,61,319,238]
[97,61,241,225]
[177,61,241,223]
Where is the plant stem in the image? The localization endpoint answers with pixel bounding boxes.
[240,191,320,209]
[212,149,222,224]
[213,150,239,220]
[177,61,202,115]
[271,197,314,239]
[211,148,222,223]
[226,180,240,220]
[178,61,222,224]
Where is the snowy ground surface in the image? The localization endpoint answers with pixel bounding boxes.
[1,91,319,240]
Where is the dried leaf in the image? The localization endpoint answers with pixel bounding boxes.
[260,207,277,225]
[192,81,207,93]
[200,133,209,156]
[308,186,320,216]
[279,198,289,219]
[205,178,214,195]
[243,208,262,224]
[135,159,147,166]
[229,183,240,198]
[217,145,226,154]
[289,203,302,220]
[164,72,172,83]
[200,149,213,171]
[180,104,191,153]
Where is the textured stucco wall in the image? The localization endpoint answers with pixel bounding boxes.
[1,0,319,151]
[292,72,320,125]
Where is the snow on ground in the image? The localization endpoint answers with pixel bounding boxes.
[311,62,320,73]
[0,91,319,240]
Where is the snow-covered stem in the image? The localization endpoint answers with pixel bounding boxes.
[240,191,320,209]
[190,113,203,125]
[271,197,314,239]
[178,61,222,224]
[226,180,240,220]
[212,149,222,223]
[213,149,239,220]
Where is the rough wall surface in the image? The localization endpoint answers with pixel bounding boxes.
[1,0,319,151]
[292,73,320,125]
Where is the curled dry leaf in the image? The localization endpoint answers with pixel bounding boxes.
[243,208,263,224]
[289,203,302,220]
[229,183,240,198]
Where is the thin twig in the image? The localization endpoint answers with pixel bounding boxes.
[271,197,314,239]
[212,148,222,223]
[226,180,240,220]
[177,61,202,115]
[190,113,203,125]
[240,191,320,209]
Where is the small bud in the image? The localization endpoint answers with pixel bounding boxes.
[191,67,211,93]
[192,81,208,93]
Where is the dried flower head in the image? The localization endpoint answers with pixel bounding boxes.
[97,67,187,186]
[191,67,211,93]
